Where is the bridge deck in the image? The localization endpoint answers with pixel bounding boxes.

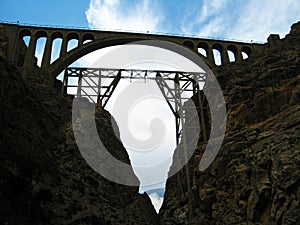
[0,22,266,85]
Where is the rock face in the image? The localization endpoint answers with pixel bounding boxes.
[1,21,300,225]
[160,22,300,224]
[0,56,159,224]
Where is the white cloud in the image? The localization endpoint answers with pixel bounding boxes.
[182,0,300,42]
[85,0,162,32]
[78,0,165,75]
[227,0,300,42]
[180,0,230,36]
[197,16,228,38]
[148,193,163,213]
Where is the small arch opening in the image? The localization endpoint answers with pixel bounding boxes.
[83,33,94,44]
[22,36,31,47]
[227,50,235,62]
[227,45,238,62]
[52,32,63,40]
[51,38,63,63]
[242,52,249,59]
[19,29,31,46]
[212,44,223,66]
[83,39,92,44]
[35,37,47,67]
[241,46,251,59]
[198,48,207,57]
[197,42,208,57]
[183,40,194,49]
[19,29,31,37]
[19,30,32,47]
[67,33,79,52]
[35,30,47,39]
[67,39,79,52]
[213,49,221,66]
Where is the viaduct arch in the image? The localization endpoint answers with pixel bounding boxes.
[1,22,282,212]
[1,22,265,85]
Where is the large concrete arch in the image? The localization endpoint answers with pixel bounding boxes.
[1,22,266,86]
[49,36,214,79]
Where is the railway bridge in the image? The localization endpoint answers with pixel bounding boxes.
[1,22,281,215]
[1,22,267,85]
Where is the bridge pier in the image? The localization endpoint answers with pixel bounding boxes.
[221,48,229,65]
[60,35,68,57]
[207,45,215,65]
[235,48,243,62]
[78,36,84,47]
[23,34,37,77]
[41,35,52,68]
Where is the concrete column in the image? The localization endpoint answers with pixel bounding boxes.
[78,36,83,47]
[60,35,68,57]
[221,49,229,65]
[11,33,21,65]
[41,34,53,68]
[23,34,37,66]
[235,48,243,62]
[193,45,199,55]
[207,45,215,65]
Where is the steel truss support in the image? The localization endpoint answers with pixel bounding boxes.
[63,67,208,216]
[98,71,121,108]
[155,72,205,218]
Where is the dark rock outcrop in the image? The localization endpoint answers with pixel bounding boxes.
[160,22,300,225]
[1,20,300,225]
[0,56,159,224]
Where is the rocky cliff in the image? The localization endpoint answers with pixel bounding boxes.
[0,56,159,224]
[160,22,300,224]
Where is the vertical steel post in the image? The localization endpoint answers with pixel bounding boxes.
[175,74,193,219]
[194,74,208,143]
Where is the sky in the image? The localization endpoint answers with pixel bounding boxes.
[1,0,300,42]
[1,0,299,213]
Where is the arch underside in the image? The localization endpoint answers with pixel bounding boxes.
[49,37,215,79]
[0,23,262,83]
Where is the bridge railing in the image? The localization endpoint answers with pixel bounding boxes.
[0,20,264,44]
